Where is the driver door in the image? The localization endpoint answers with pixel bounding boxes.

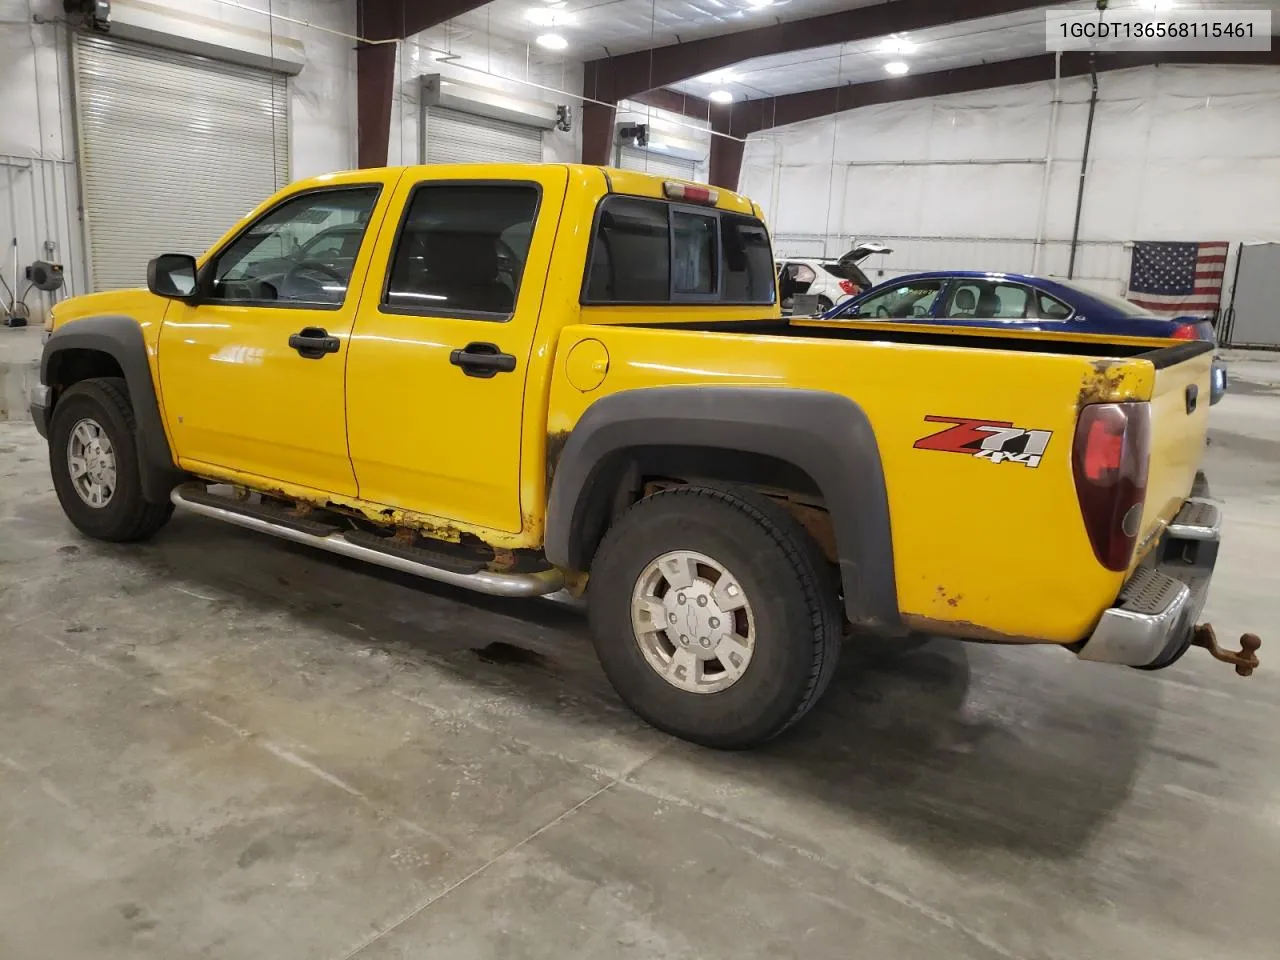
[158,171,399,497]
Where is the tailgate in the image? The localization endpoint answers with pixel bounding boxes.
[1134,341,1214,563]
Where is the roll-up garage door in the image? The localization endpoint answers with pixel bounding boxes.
[74,33,289,291]
[422,107,544,165]
[618,146,698,181]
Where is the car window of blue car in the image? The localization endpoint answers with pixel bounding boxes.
[1036,291,1072,320]
[849,281,943,319]
[944,281,1037,320]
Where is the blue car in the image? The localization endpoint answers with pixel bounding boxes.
[824,271,1227,403]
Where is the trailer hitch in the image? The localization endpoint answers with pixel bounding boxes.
[1192,624,1261,677]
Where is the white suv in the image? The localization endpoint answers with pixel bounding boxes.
[776,243,892,315]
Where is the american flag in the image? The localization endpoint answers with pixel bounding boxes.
[1126,241,1227,318]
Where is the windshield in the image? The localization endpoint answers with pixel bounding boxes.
[819,261,867,284]
[1052,279,1150,317]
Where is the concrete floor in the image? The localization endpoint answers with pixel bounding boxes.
[2,358,1279,960]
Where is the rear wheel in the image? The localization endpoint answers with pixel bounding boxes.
[587,484,842,749]
[48,378,173,542]
[815,295,834,313]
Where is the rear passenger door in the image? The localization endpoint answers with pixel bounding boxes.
[344,167,569,534]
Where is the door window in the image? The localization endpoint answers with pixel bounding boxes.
[209,187,379,306]
[944,281,1034,319]
[1036,291,1073,320]
[383,183,541,320]
[849,280,943,319]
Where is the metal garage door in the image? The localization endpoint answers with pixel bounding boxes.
[74,33,289,292]
[1224,243,1280,348]
[422,107,544,165]
[618,146,698,181]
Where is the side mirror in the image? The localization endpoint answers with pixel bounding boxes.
[147,254,198,300]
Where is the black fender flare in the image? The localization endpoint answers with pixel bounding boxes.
[41,315,181,503]
[544,387,901,632]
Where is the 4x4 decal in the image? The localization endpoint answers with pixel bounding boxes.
[914,416,1052,469]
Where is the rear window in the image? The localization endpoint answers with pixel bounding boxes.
[584,196,774,305]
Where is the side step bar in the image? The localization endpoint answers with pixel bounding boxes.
[170,486,565,599]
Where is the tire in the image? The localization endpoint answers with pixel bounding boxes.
[815,296,834,314]
[587,484,843,749]
[48,377,174,543]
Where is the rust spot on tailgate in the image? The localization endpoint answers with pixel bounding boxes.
[1077,360,1131,408]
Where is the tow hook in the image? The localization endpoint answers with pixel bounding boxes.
[1192,624,1262,677]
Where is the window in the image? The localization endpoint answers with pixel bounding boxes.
[585,197,669,303]
[384,183,540,319]
[1036,291,1072,320]
[849,280,943,320]
[210,187,379,306]
[720,215,775,304]
[672,211,717,295]
[942,281,1038,320]
[584,197,774,305]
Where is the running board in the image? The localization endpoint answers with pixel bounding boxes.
[170,487,565,599]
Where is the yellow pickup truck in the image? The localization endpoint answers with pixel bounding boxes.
[32,164,1259,748]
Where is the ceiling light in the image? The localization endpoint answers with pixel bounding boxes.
[709,89,734,103]
[745,0,774,8]
[884,61,910,76]
[525,7,576,26]
[878,36,916,56]
[536,33,568,50]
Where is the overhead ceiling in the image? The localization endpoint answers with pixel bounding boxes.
[453,0,1280,96]
[451,0,885,60]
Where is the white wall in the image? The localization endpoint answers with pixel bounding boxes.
[388,23,583,166]
[741,64,1280,300]
[0,0,356,315]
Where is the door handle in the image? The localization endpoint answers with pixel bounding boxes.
[449,342,517,379]
[288,327,340,360]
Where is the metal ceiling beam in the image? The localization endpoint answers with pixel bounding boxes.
[704,48,1280,188]
[356,1,492,168]
[582,0,1077,164]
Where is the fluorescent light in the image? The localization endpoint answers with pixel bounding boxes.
[536,33,568,50]
[746,0,774,8]
[709,89,734,104]
[878,36,916,56]
[884,61,910,76]
[525,7,576,26]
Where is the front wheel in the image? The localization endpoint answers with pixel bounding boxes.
[48,378,173,542]
[587,485,842,749]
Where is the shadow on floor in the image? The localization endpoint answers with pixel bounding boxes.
[68,509,1154,864]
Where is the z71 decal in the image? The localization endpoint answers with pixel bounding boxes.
[914,416,1052,469]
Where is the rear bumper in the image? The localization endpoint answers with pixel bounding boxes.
[1077,496,1220,668]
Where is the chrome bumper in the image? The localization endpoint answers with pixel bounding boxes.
[1078,497,1220,668]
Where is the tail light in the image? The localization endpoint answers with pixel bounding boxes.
[1171,323,1197,340]
[838,279,860,296]
[1072,403,1151,571]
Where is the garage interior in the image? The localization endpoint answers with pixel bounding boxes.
[3,0,1280,957]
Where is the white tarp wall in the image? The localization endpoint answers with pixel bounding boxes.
[741,64,1280,299]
